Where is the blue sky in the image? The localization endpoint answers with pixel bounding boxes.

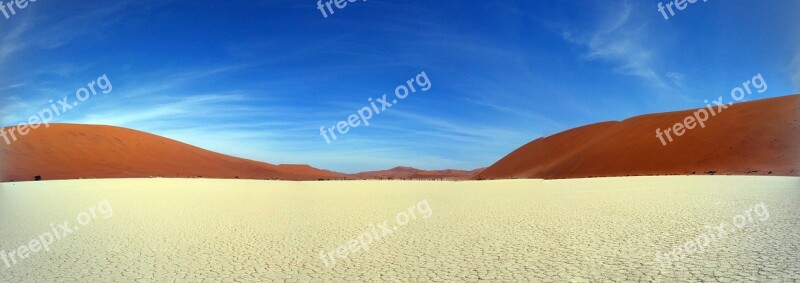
[1,0,798,173]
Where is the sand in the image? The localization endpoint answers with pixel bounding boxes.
[0,176,798,282]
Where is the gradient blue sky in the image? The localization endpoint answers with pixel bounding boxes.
[1,0,798,173]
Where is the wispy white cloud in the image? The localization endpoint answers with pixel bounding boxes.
[666,72,686,89]
[0,18,33,66]
[0,1,138,90]
[27,2,133,50]
[0,83,26,91]
[70,105,186,126]
[118,65,250,99]
[65,90,250,127]
[558,2,674,90]
[388,110,528,143]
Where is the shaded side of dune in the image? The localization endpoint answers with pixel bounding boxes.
[478,94,800,179]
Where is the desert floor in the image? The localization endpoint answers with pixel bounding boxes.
[0,176,798,282]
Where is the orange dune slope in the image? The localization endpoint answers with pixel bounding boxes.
[478,94,800,179]
[0,124,343,181]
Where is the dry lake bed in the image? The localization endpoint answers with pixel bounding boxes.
[0,176,798,282]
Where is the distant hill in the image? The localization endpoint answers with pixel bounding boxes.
[349,166,482,180]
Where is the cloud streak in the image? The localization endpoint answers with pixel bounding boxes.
[558,2,674,90]
[0,18,32,66]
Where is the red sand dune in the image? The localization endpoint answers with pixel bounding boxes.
[349,167,482,180]
[477,94,800,179]
[0,124,343,181]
